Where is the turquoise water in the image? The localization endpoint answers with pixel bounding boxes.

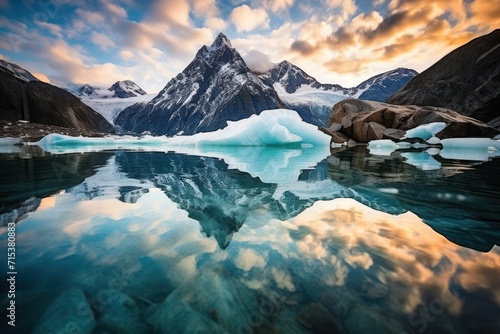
[1,146,499,333]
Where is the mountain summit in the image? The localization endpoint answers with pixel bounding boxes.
[115,33,283,135]
[75,80,147,99]
[108,80,147,98]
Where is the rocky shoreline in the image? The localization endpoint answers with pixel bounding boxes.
[0,120,110,142]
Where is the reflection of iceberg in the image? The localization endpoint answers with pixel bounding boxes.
[34,109,330,154]
[400,151,441,170]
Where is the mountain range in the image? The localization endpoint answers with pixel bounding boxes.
[114,33,417,135]
[75,80,147,99]
[2,30,498,138]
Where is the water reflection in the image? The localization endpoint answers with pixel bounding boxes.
[0,151,112,224]
[1,191,499,333]
[328,146,500,252]
[0,146,499,333]
[115,148,344,249]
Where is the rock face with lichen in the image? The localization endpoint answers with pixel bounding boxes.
[324,99,499,143]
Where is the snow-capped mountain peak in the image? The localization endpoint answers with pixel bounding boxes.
[108,80,147,98]
[115,33,283,136]
[353,68,418,101]
[210,32,232,51]
[76,84,99,97]
[74,80,147,99]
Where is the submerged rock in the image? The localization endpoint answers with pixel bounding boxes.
[93,290,149,334]
[149,269,260,333]
[32,289,95,334]
[297,303,340,334]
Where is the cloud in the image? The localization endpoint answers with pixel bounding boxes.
[230,5,269,32]
[243,50,275,73]
[324,0,357,20]
[290,40,317,56]
[234,248,267,271]
[205,17,227,31]
[75,8,105,25]
[34,21,63,38]
[146,0,190,26]
[268,0,294,12]
[102,0,127,18]
[90,31,115,50]
[119,49,135,61]
[469,0,500,27]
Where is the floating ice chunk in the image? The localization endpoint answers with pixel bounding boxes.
[403,122,447,140]
[396,142,412,149]
[401,152,442,170]
[439,148,492,161]
[0,137,21,145]
[441,137,500,149]
[426,136,441,145]
[367,139,398,156]
[367,139,413,156]
[439,138,500,161]
[0,137,22,153]
[35,109,330,153]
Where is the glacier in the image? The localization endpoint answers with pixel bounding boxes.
[35,109,330,153]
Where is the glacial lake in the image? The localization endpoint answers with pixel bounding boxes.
[1,145,499,333]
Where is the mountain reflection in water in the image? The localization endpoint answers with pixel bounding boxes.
[0,145,499,333]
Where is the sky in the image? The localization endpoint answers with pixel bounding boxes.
[0,0,499,93]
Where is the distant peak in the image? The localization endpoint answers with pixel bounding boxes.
[210,32,232,49]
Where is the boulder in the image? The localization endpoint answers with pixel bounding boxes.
[327,99,499,143]
[383,128,406,141]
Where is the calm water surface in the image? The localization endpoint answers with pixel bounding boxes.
[0,145,499,333]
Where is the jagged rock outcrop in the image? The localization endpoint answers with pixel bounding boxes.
[115,33,283,135]
[326,99,499,143]
[0,60,114,133]
[387,29,500,128]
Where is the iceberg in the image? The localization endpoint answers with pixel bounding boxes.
[367,139,412,156]
[403,122,447,140]
[34,109,330,154]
